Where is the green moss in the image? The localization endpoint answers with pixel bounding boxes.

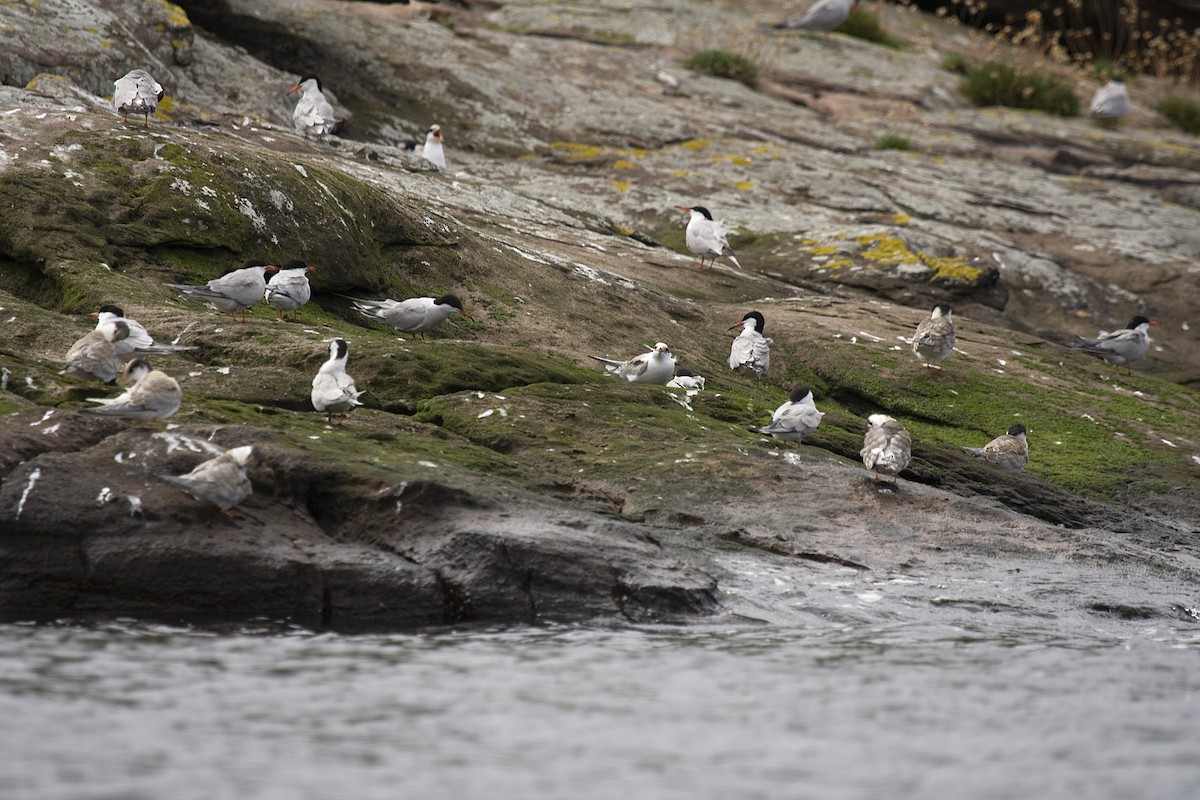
[874,133,914,151]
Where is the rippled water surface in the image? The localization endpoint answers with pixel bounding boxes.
[1,619,1198,800]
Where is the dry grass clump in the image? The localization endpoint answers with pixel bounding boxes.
[926,0,1200,85]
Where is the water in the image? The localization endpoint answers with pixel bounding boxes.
[1,618,1198,800]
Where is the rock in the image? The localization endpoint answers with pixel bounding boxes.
[0,0,1198,632]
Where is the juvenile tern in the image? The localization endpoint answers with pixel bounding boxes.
[677,205,741,269]
[82,358,181,421]
[161,445,255,511]
[728,311,771,378]
[64,320,130,383]
[912,304,956,370]
[963,423,1028,473]
[92,305,196,359]
[344,293,473,337]
[1069,315,1158,374]
[590,342,676,385]
[753,385,824,443]
[264,259,314,321]
[311,339,364,424]
[112,68,164,127]
[861,413,911,484]
[289,75,337,138]
[166,259,278,323]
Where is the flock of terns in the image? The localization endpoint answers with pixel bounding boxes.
[92,32,1162,508]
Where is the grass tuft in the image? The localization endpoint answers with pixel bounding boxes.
[874,133,914,151]
[960,60,1081,116]
[838,6,903,49]
[1155,95,1200,133]
[684,48,759,89]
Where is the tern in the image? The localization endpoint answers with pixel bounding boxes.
[64,320,130,383]
[311,339,364,424]
[590,342,676,384]
[92,305,196,359]
[1089,80,1130,119]
[912,304,956,370]
[963,423,1028,473]
[289,75,337,138]
[415,124,447,169]
[81,358,181,421]
[161,445,256,511]
[166,259,278,323]
[861,413,911,484]
[667,368,705,390]
[1069,315,1158,375]
[753,385,824,443]
[112,68,164,127]
[343,293,473,338]
[264,259,314,321]
[677,205,741,269]
[728,311,771,378]
[774,0,855,32]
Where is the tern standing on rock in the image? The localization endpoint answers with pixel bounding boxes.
[112,68,163,127]
[754,385,824,443]
[774,0,855,32]
[861,414,911,484]
[344,293,473,338]
[82,358,181,422]
[677,205,741,270]
[1089,80,1130,119]
[1069,315,1158,375]
[289,75,337,138]
[419,124,446,170]
[912,304,956,370]
[728,311,771,378]
[590,342,676,385]
[166,259,278,323]
[64,320,130,383]
[264,260,314,321]
[162,445,256,511]
[311,339,364,424]
[963,423,1028,473]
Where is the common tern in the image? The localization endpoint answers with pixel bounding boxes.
[753,385,824,443]
[112,68,163,127]
[1069,315,1158,374]
[861,413,911,484]
[64,320,130,383]
[590,342,676,384]
[161,445,255,511]
[344,293,473,337]
[912,304,955,370]
[677,206,741,269]
[667,368,705,390]
[264,259,314,321]
[413,124,446,170]
[289,75,337,138]
[166,259,278,323]
[81,358,181,421]
[728,311,771,378]
[774,0,855,32]
[311,339,364,424]
[92,305,197,359]
[963,423,1028,473]
[1089,80,1130,119]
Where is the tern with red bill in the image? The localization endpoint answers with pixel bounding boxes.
[1069,315,1159,375]
[677,205,741,270]
[166,259,278,323]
